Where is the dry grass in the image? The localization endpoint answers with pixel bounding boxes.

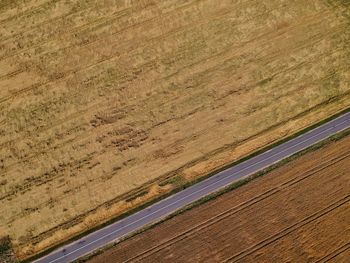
[0,0,349,259]
[86,135,350,263]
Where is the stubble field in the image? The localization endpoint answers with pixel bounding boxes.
[0,0,349,259]
[87,134,350,263]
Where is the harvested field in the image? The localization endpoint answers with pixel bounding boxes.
[0,0,350,259]
[87,134,350,263]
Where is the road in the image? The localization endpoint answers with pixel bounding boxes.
[34,111,350,263]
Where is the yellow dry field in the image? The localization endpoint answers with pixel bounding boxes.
[0,0,349,259]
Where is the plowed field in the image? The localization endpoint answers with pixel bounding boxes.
[0,0,349,259]
[87,135,350,263]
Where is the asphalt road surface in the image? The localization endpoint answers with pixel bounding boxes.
[34,111,350,263]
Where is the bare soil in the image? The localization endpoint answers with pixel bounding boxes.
[87,135,350,263]
[0,0,349,259]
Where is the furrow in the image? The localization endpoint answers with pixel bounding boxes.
[222,196,350,263]
[123,153,350,262]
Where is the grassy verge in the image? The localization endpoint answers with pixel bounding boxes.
[74,125,350,262]
[22,107,350,263]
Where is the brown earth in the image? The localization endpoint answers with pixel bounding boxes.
[0,0,349,259]
[87,135,350,263]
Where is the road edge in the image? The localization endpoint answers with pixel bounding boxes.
[75,125,350,263]
[23,107,350,263]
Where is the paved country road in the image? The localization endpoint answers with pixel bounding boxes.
[33,111,350,263]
